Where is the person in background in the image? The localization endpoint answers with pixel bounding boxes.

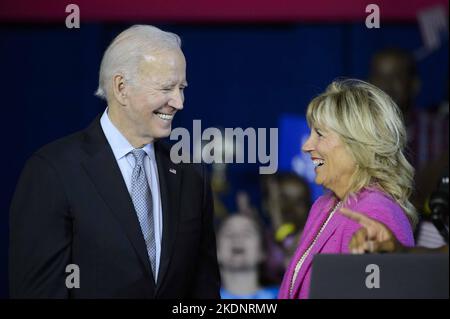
[369,48,448,197]
[261,173,312,284]
[278,79,416,299]
[369,48,419,128]
[217,207,279,299]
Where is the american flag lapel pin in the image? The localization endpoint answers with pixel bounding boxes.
[169,168,177,174]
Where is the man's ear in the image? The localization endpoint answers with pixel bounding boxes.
[112,74,128,105]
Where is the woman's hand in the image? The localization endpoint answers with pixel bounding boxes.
[340,208,406,254]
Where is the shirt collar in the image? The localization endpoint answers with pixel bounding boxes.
[100,107,155,161]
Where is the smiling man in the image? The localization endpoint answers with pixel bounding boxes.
[9,25,220,298]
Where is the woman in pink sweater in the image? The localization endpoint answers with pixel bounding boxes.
[278,79,416,299]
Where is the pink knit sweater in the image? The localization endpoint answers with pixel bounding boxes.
[278,188,415,299]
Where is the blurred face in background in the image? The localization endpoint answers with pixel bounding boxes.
[302,124,357,199]
[217,215,264,271]
[370,53,418,116]
[279,178,309,227]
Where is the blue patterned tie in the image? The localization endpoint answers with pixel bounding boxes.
[130,149,157,281]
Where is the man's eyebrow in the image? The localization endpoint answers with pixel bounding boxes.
[159,81,175,87]
[160,80,188,87]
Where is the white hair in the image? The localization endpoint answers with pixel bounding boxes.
[306,79,418,228]
[95,25,182,100]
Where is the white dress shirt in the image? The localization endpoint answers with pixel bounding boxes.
[100,108,162,281]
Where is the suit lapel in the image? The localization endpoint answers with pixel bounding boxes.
[154,141,182,292]
[80,116,155,283]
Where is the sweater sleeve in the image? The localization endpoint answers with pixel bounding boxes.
[339,191,415,253]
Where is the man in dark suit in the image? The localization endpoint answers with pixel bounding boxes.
[9,25,221,298]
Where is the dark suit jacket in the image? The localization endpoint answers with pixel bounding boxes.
[9,115,221,298]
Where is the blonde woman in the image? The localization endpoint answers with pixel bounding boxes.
[278,79,416,299]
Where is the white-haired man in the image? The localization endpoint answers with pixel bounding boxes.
[10,25,221,298]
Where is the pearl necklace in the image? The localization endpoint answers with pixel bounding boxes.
[289,200,342,298]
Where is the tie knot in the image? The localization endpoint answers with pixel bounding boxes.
[131,148,147,167]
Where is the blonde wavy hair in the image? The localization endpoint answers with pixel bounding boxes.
[306,79,417,227]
